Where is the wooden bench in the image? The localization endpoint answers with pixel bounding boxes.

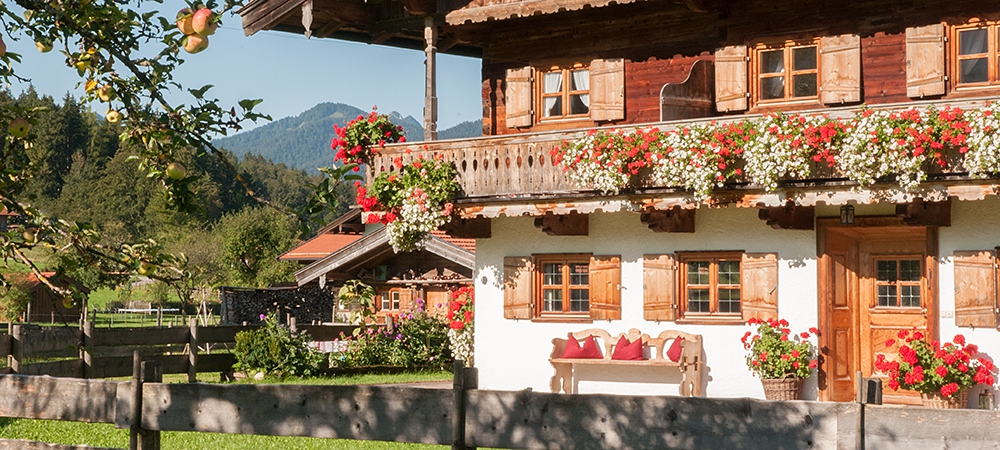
[548,328,704,396]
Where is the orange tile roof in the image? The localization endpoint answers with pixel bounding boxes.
[279,234,363,261]
[430,230,476,253]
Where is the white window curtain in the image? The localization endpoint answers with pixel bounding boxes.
[572,70,590,107]
[544,71,563,93]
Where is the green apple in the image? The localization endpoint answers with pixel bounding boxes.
[62,298,74,309]
[22,228,36,243]
[35,40,53,53]
[182,34,209,54]
[176,8,195,35]
[166,162,187,180]
[8,118,30,138]
[106,110,122,124]
[97,85,116,102]
[138,261,155,276]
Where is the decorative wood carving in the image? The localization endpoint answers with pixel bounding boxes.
[640,207,695,233]
[438,217,491,238]
[895,198,951,226]
[534,212,588,236]
[758,201,815,230]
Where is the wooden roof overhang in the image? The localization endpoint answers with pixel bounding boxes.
[294,226,476,286]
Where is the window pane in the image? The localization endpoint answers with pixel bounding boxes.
[718,261,740,285]
[569,263,589,286]
[392,292,400,309]
[543,263,563,285]
[793,46,817,71]
[569,69,589,90]
[792,73,817,97]
[542,71,563,93]
[760,50,784,74]
[543,97,562,118]
[761,76,784,100]
[543,289,562,312]
[687,288,710,312]
[688,261,710,285]
[718,288,741,313]
[960,58,989,84]
[381,293,390,310]
[959,28,989,55]
[900,260,921,281]
[877,261,897,282]
[877,285,897,307]
[569,94,590,115]
[570,289,589,312]
[900,285,921,307]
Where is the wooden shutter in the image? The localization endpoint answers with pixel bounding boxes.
[505,67,533,128]
[589,255,622,320]
[589,58,625,122]
[953,250,999,328]
[905,24,946,98]
[643,254,677,321]
[399,288,413,312]
[503,256,533,319]
[820,34,861,105]
[714,45,748,112]
[741,252,779,321]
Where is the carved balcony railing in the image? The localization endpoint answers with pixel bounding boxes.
[370,97,999,203]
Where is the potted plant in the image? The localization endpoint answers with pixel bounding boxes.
[874,330,995,408]
[742,318,818,400]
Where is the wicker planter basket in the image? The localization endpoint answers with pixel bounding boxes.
[761,377,805,400]
[920,390,969,409]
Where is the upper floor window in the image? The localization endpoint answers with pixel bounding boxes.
[380,290,401,311]
[538,65,590,120]
[954,22,999,88]
[755,40,819,103]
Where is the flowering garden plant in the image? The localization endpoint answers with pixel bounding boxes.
[554,104,999,199]
[331,106,406,167]
[742,318,818,379]
[874,330,995,399]
[446,286,475,366]
[357,154,460,252]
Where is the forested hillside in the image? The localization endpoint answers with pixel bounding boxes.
[215,102,482,172]
[1,89,352,290]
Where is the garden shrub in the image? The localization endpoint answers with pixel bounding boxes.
[331,299,451,369]
[233,313,324,377]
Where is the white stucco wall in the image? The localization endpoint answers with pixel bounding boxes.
[472,201,1000,406]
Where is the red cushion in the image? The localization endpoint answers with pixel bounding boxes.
[666,337,684,362]
[561,334,603,359]
[611,335,645,360]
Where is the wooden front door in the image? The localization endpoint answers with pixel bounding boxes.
[818,219,938,403]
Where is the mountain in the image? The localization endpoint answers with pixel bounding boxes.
[214,103,481,172]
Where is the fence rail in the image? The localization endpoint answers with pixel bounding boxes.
[1,322,355,380]
[0,360,998,450]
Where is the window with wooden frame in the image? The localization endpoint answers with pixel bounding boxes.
[537,64,591,121]
[753,38,820,104]
[502,254,621,321]
[678,252,743,318]
[952,21,1000,89]
[874,258,923,308]
[379,290,400,311]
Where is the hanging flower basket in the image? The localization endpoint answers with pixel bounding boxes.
[920,390,969,409]
[761,377,805,400]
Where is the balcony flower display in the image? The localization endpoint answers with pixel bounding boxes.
[742,317,818,400]
[874,330,995,408]
[331,107,406,167]
[358,154,459,252]
[554,104,996,198]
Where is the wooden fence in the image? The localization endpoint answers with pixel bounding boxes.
[0,359,998,450]
[0,321,354,380]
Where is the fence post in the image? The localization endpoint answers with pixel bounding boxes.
[130,351,141,450]
[289,316,297,332]
[9,324,22,374]
[188,318,198,383]
[83,321,94,379]
[452,360,477,450]
[139,360,162,450]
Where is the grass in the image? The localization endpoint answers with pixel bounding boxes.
[0,370,457,449]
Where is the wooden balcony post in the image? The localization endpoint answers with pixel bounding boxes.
[424,16,438,141]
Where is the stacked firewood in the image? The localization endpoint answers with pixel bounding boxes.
[221,287,337,324]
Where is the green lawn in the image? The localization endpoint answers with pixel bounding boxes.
[0,370,458,449]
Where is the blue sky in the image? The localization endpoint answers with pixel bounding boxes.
[7,4,483,132]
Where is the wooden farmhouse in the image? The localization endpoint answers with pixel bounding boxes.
[284,209,475,320]
[241,0,1000,405]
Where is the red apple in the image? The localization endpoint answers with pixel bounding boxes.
[191,8,218,37]
[183,34,209,54]
[8,118,29,138]
[176,8,195,35]
[0,37,7,57]
[166,162,187,180]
